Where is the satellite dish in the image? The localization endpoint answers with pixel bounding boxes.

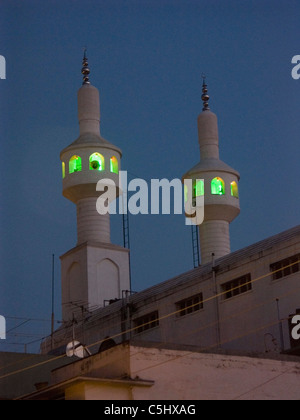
[66,341,91,359]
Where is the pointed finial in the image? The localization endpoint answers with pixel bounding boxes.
[201,73,210,111]
[81,47,90,85]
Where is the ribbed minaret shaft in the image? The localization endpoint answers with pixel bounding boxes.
[199,220,230,263]
[77,197,111,244]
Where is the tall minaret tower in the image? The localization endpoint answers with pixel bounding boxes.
[183,78,240,265]
[60,52,130,321]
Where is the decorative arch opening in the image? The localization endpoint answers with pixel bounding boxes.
[231,181,239,198]
[98,337,117,353]
[67,262,82,305]
[62,162,66,179]
[96,259,120,303]
[89,153,105,171]
[211,177,225,195]
[69,155,82,174]
[110,156,119,174]
[184,180,204,204]
[194,179,204,197]
[184,184,188,203]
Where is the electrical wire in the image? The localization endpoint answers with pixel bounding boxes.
[46,254,300,353]
[1,257,296,359]
[83,257,300,347]
[90,284,300,373]
[3,315,52,323]
[1,259,300,387]
[232,366,295,400]
[10,313,300,400]
[126,318,299,402]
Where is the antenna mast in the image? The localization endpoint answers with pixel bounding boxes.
[51,254,55,349]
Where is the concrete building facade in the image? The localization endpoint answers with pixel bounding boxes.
[18,343,300,400]
[42,225,300,357]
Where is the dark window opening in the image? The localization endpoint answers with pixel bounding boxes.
[221,274,252,300]
[134,311,159,335]
[176,293,203,317]
[270,254,300,280]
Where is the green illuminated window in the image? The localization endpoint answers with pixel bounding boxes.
[89,153,105,171]
[184,180,204,204]
[231,181,239,198]
[110,156,118,174]
[211,177,225,195]
[184,185,188,203]
[69,155,82,174]
[194,180,204,197]
[62,162,65,179]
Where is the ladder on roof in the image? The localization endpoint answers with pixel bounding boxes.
[191,225,200,268]
[123,211,130,250]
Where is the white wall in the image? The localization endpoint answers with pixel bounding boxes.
[129,346,300,400]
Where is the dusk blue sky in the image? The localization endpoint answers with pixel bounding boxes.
[1,0,300,352]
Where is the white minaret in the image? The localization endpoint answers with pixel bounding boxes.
[183,78,240,264]
[60,52,130,321]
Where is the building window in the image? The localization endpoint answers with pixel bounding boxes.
[211,177,225,195]
[134,311,159,335]
[194,180,204,197]
[62,162,65,179]
[231,181,239,198]
[184,184,188,203]
[69,155,82,173]
[176,293,203,317]
[191,180,205,207]
[89,153,105,171]
[110,156,119,174]
[270,254,300,280]
[184,180,204,205]
[221,274,252,300]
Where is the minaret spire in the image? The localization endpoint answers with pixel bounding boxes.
[201,74,210,111]
[81,48,90,85]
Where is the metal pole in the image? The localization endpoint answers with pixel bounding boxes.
[191,225,200,268]
[51,254,55,349]
[276,298,284,352]
[212,253,221,349]
[122,189,132,291]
